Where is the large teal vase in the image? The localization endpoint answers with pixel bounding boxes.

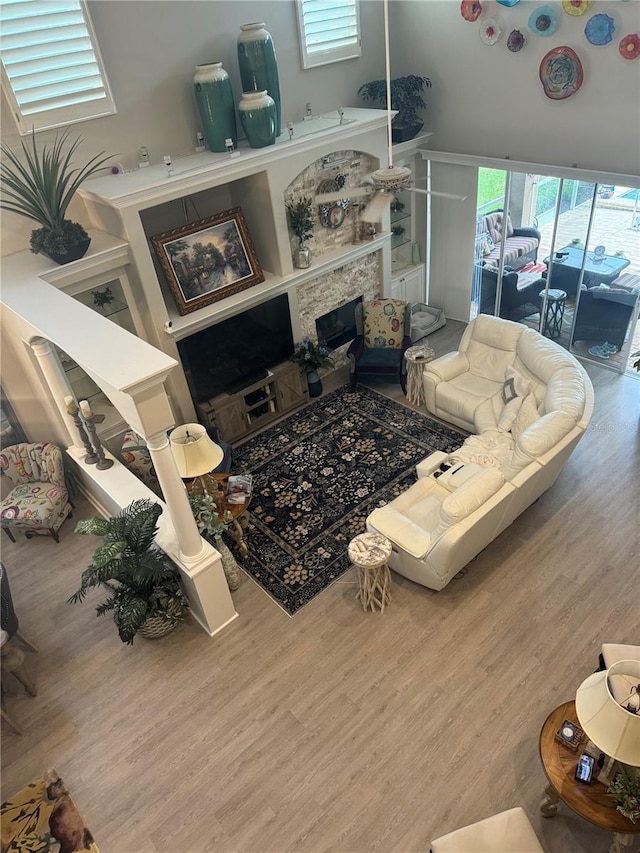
[238,90,277,149]
[237,22,281,137]
[193,62,237,153]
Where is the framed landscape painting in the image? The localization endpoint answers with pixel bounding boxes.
[152,207,264,315]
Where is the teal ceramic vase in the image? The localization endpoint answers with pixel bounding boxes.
[238,90,277,149]
[237,22,281,137]
[307,370,322,398]
[193,62,237,153]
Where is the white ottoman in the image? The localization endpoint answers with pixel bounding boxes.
[430,807,544,853]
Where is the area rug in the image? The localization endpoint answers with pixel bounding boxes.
[1,769,99,853]
[231,384,466,615]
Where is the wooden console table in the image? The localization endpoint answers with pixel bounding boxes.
[538,700,640,853]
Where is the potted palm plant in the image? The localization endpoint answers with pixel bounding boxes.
[357,74,432,143]
[287,196,315,269]
[68,499,188,644]
[0,129,112,264]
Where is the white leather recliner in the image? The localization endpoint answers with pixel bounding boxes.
[367,315,594,591]
[430,807,544,853]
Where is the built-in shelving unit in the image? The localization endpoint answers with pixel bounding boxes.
[76,112,433,432]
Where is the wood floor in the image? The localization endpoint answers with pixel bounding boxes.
[2,320,639,853]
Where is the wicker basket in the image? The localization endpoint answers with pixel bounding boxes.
[137,598,184,640]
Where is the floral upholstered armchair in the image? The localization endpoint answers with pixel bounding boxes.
[0,443,73,543]
[347,299,413,392]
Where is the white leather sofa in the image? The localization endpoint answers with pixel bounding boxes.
[430,807,544,853]
[367,315,594,591]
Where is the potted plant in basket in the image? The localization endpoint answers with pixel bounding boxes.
[291,337,334,398]
[0,129,112,264]
[357,75,432,143]
[287,196,315,269]
[68,499,188,644]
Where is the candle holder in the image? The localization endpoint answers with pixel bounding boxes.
[65,398,98,464]
[81,413,113,470]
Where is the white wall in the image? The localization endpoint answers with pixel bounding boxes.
[3,0,638,257]
[392,0,640,176]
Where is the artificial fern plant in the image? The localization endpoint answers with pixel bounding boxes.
[69,499,188,644]
[0,129,111,260]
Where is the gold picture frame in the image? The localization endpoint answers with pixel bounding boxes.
[152,207,264,315]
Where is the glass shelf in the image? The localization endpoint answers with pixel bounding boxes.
[391,233,411,250]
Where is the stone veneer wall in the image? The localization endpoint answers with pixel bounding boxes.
[296,252,381,369]
[284,150,377,263]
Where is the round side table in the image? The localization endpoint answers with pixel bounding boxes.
[539,289,567,339]
[348,532,393,613]
[404,344,435,407]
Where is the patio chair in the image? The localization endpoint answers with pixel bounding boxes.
[478,264,542,321]
[572,278,640,350]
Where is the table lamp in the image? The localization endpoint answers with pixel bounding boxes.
[575,659,640,775]
[169,424,225,503]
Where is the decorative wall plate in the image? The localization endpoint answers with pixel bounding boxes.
[480,17,503,45]
[461,1,482,22]
[585,13,615,45]
[539,46,583,100]
[562,0,590,16]
[528,5,559,37]
[317,179,348,229]
[507,29,525,52]
[619,33,640,60]
[497,0,520,6]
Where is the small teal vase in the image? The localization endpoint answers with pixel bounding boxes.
[194,62,236,153]
[237,22,281,137]
[307,370,322,398]
[238,90,277,149]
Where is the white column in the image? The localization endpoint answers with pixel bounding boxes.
[145,429,204,561]
[145,428,239,636]
[30,337,82,452]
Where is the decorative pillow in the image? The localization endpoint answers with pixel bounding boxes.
[480,231,495,256]
[511,393,539,441]
[501,366,531,405]
[119,429,162,496]
[498,397,524,432]
[363,299,405,349]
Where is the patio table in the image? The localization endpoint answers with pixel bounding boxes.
[543,246,630,296]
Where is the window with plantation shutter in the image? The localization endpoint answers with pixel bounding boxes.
[0,0,116,134]
[296,0,361,69]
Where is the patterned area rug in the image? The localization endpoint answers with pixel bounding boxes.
[232,385,466,615]
[1,769,99,852]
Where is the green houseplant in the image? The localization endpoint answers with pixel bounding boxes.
[291,337,334,398]
[0,129,111,264]
[357,74,432,143]
[69,499,188,644]
[608,765,640,823]
[287,196,315,269]
[188,493,242,591]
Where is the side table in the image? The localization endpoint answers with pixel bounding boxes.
[538,700,640,853]
[348,532,393,613]
[404,344,435,407]
[539,289,567,339]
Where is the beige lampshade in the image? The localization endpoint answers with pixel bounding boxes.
[169,424,223,478]
[575,659,640,766]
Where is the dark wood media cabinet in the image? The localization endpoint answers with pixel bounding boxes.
[195,361,308,443]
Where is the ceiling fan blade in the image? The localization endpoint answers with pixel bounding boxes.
[315,186,371,204]
[410,188,468,201]
[361,191,392,223]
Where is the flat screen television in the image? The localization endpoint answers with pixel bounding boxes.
[177,293,294,401]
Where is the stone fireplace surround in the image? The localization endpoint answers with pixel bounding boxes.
[295,252,381,372]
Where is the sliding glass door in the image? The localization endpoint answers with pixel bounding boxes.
[468,165,640,374]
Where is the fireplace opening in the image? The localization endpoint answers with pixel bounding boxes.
[316,296,362,350]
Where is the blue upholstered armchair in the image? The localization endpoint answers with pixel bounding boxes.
[347,299,412,392]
